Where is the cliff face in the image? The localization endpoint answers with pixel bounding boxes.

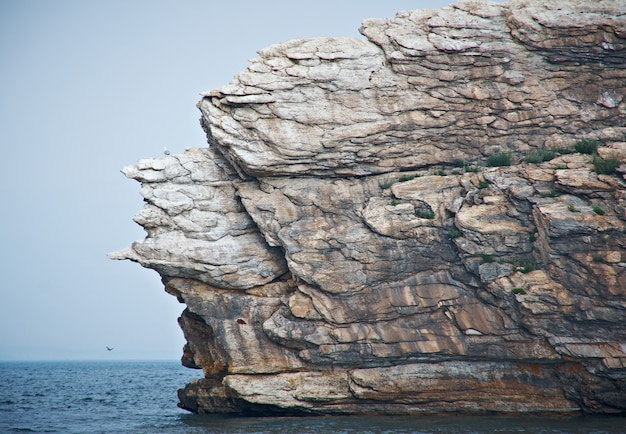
[110,0,626,415]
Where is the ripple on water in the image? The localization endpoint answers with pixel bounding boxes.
[1,361,625,434]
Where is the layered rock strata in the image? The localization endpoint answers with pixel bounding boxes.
[111,0,626,415]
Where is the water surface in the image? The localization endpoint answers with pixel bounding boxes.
[1,361,623,433]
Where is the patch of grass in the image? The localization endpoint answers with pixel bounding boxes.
[528,227,538,242]
[567,204,580,212]
[556,147,576,155]
[378,176,395,190]
[398,173,419,182]
[455,160,481,173]
[511,287,526,295]
[574,138,599,154]
[524,148,557,164]
[448,229,463,239]
[517,258,535,273]
[487,151,513,167]
[592,253,605,263]
[433,167,446,176]
[592,205,605,215]
[478,180,489,189]
[593,154,621,175]
[415,208,435,219]
[391,198,399,206]
[541,190,562,198]
[481,254,496,263]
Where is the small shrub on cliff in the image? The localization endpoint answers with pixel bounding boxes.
[518,258,535,273]
[593,154,621,175]
[481,254,496,263]
[592,253,605,263]
[511,287,526,295]
[478,180,489,189]
[378,176,395,190]
[567,204,580,212]
[455,159,481,172]
[541,190,561,198]
[398,173,419,182]
[574,138,599,154]
[556,146,576,155]
[453,159,480,173]
[524,148,557,164]
[448,229,463,239]
[592,205,605,215]
[487,151,513,167]
[415,207,435,219]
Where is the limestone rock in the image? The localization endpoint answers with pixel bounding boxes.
[113,0,626,416]
[109,148,287,289]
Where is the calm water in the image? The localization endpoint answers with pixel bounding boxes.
[0,360,624,433]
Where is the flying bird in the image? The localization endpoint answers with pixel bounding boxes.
[163,147,170,156]
[106,346,114,351]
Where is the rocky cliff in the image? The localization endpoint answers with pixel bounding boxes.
[110,0,626,415]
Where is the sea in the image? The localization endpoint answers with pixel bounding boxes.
[0,360,624,434]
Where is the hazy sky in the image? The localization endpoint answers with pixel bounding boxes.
[0,0,457,361]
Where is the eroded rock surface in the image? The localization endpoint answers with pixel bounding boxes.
[111,0,626,415]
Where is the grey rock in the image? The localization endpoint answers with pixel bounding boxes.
[113,0,626,416]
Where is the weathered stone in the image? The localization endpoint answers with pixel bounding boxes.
[113,0,626,417]
[349,362,580,414]
[201,0,624,179]
[223,371,353,413]
[109,148,288,289]
[167,278,305,376]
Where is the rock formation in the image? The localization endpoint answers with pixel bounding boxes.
[110,0,626,415]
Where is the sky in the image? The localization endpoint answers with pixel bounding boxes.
[0,0,458,361]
